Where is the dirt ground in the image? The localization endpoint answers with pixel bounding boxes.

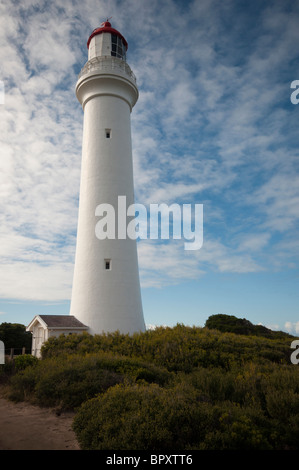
[0,388,80,450]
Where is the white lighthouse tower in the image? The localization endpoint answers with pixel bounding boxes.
[69,20,145,335]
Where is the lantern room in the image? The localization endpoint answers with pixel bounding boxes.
[87,21,128,61]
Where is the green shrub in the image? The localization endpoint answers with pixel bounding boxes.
[73,382,275,450]
[205,314,293,340]
[0,322,32,351]
[6,324,299,450]
[8,354,123,409]
[201,403,272,450]
[40,325,292,371]
[87,353,171,386]
[14,354,39,371]
[73,382,212,450]
[7,352,171,410]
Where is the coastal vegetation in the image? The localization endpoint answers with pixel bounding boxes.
[0,323,32,354]
[1,315,299,450]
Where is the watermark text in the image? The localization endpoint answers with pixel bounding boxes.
[290,80,299,104]
[95,196,203,251]
[290,340,299,364]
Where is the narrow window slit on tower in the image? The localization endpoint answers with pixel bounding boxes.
[105,259,111,270]
[106,129,111,138]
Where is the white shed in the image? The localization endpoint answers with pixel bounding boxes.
[26,315,89,358]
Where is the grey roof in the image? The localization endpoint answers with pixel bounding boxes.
[39,315,88,328]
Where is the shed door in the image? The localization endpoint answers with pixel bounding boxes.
[36,327,45,348]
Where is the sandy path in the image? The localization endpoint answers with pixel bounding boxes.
[0,393,80,450]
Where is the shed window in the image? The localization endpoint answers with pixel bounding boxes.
[105,259,111,270]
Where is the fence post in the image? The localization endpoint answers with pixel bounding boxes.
[22,346,26,355]
[10,348,14,359]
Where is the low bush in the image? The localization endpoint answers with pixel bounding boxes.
[40,325,292,372]
[14,354,39,371]
[7,352,171,410]
[72,382,274,450]
[73,383,209,450]
[6,323,299,449]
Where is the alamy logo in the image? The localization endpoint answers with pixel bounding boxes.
[0,340,4,364]
[290,81,299,105]
[290,340,299,365]
[95,196,203,251]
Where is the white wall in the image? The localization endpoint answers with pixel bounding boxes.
[31,325,87,357]
[88,33,112,60]
[70,52,145,335]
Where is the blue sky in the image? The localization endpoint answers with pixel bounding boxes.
[0,0,298,334]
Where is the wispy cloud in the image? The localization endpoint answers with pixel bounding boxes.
[285,321,299,335]
[0,0,298,310]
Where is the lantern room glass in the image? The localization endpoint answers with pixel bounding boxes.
[111,33,126,61]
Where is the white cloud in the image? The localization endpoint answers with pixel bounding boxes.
[285,321,299,335]
[196,239,263,274]
[138,239,204,288]
[0,261,73,301]
[0,1,83,302]
[252,174,299,233]
[0,0,298,306]
[236,233,271,253]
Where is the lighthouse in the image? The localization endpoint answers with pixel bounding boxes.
[69,20,146,335]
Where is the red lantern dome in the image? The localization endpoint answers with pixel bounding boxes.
[87,21,128,50]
